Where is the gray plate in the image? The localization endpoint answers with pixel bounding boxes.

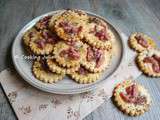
[12,10,125,94]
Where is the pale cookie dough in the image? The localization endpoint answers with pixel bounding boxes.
[113,80,151,116]
[68,66,101,84]
[32,59,65,83]
[137,49,160,77]
[129,32,156,52]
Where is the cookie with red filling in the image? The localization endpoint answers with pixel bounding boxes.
[113,80,151,116]
[29,29,59,55]
[83,16,114,50]
[129,32,156,52]
[54,10,86,41]
[32,58,65,83]
[81,45,112,72]
[53,41,86,68]
[137,49,160,77]
[68,66,101,84]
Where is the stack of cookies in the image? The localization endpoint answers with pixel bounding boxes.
[22,9,114,84]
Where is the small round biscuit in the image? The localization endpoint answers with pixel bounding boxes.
[83,16,113,50]
[32,59,65,83]
[129,32,156,52]
[81,45,112,73]
[29,30,58,55]
[47,57,79,74]
[53,41,86,68]
[68,66,101,84]
[113,80,151,116]
[137,49,160,77]
[54,10,86,41]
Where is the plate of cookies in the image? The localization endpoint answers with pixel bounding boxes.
[12,9,125,94]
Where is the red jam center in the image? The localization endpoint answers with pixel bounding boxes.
[135,35,148,48]
[59,21,82,34]
[60,47,80,60]
[87,47,104,68]
[120,84,146,105]
[143,55,160,73]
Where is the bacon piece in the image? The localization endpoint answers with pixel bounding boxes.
[59,47,80,60]
[78,66,88,75]
[143,56,160,73]
[90,25,110,41]
[35,39,46,49]
[37,16,51,29]
[87,47,95,61]
[135,35,148,48]
[59,21,82,34]
[41,31,58,44]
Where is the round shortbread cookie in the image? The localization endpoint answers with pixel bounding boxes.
[81,45,112,73]
[29,29,58,55]
[129,32,156,52]
[68,66,101,84]
[113,80,151,116]
[53,41,86,68]
[137,49,160,77]
[47,57,79,74]
[32,59,65,83]
[54,10,87,41]
[83,16,113,50]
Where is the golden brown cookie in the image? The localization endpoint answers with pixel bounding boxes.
[47,56,79,74]
[54,10,86,41]
[29,29,58,55]
[81,45,112,73]
[68,66,101,84]
[32,58,65,83]
[53,41,86,68]
[113,80,151,116]
[137,49,160,77]
[83,16,113,50]
[129,32,156,52]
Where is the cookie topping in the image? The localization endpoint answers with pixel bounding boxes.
[90,25,110,41]
[135,35,148,48]
[35,39,46,49]
[78,66,88,75]
[36,16,51,30]
[60,47,80,60]
[87,47,104,68]
[120,84,147,105]
[143,56,160,73]
[41,30,58,44]
[59,21,82,34]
